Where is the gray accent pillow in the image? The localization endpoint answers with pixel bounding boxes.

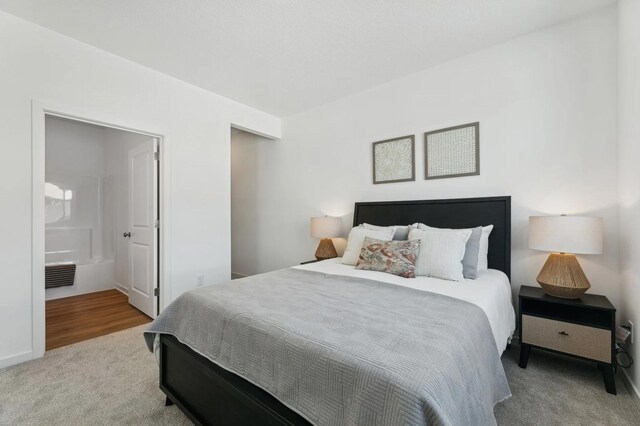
[462,227,483,279]
[391,226,412,241]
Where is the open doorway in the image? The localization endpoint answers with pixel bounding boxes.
[44,115,159,350]
[230,127,272,279]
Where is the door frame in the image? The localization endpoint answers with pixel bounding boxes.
[31,100,169,358]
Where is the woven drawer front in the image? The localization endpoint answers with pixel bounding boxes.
[522,315,611,363]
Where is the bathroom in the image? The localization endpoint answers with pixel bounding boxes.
[45,115,158,349]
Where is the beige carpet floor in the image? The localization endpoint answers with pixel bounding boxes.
[1,324,638,425]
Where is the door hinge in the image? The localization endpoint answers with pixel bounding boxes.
[154,151,159,161]
[154,288,159,297]
[154,219,160,228]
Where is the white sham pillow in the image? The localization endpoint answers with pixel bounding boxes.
[341,227,395,265]
[362,223,414,240]
[408,227,472,281]
[418,223,493,274]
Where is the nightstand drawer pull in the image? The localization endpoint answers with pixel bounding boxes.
[558,331,569,336]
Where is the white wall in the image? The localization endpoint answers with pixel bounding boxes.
[618,0,640,397]
[244,8,620,309]
[103,128,152,294]
[0,11,280,368]
[45,116,106,177]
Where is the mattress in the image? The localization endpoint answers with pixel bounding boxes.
[294,258,516,354]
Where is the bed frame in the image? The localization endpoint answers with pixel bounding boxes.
[159,196,511,425]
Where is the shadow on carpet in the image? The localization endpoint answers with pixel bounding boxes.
[0,324,189,426]
[1,326,638,425]
[496,344,640,425]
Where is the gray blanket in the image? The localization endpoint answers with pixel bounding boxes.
[144,268,510,426]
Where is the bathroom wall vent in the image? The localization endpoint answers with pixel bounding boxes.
[45,263,77,289]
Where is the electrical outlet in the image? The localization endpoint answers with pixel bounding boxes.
[197,275,205,286]
[629,320,634,344]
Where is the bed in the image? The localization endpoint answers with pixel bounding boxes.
[145,196,514,426]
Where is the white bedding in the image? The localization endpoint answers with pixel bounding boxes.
[294,258,516,354]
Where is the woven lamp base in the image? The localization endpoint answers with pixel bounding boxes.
[536,253,590,299]
[315,238,338,260]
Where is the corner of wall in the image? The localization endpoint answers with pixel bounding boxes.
[617,0,640,397]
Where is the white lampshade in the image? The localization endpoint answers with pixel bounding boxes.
[310,216,342,239]
[529,215,603,255]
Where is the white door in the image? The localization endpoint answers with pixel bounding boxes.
[127,139,158,318]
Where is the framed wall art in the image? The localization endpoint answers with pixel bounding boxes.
[372,135,415,184]
[424,122,479,180]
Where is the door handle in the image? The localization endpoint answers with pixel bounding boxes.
[123,232,131,238]
[558,331,569,336]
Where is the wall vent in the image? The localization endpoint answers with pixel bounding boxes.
[45,263,76,289]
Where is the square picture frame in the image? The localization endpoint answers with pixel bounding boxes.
[424,122,479,180]
[372,135,415,184]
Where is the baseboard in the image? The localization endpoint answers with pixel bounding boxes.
[114,282,128,295]
[621,369,640,405]
[0,350,33,369]
[231,272,247,280]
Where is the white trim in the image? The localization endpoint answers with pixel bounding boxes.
[32,101,46,359]
[43,109,163,139]
[114,283,129,295]
[231,272,248,280]
[31,99,171,363]
[622,369,640,404]
[0,351,34,370]
[230,123,279,141]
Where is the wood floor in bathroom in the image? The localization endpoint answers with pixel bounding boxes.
[46,289,151,350]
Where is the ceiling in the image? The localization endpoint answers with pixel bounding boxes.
[0,0,615,116]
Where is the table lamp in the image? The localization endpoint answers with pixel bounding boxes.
[528,215,603,299]
[310,216,342,260]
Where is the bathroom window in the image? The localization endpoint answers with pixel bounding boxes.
[45,182,72,224]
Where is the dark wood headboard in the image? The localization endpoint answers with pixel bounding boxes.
[353,196,511,279]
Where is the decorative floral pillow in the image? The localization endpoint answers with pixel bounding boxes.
[355,237,420,278]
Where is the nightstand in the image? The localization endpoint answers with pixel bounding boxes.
[518,286,617,394]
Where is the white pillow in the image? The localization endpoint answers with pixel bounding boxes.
[408,227,471,281]
[362,223,413,240]
[341,227,395,265]
[418,223,493,273]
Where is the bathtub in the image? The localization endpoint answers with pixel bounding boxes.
[45,258,116,301]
